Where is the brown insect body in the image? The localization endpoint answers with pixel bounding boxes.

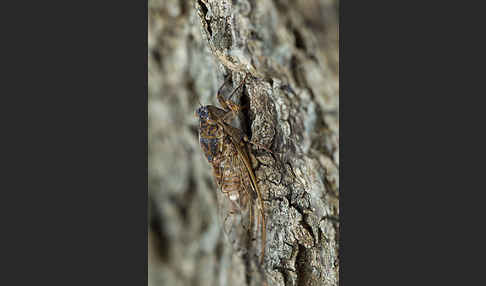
[196,75,266,264]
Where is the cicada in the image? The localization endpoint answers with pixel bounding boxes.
[195,74,268,264]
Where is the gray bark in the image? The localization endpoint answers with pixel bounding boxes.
[148,1,339,285]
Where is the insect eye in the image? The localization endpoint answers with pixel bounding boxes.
[196,107,209,120]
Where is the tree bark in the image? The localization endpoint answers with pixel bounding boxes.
[148,1,339,286]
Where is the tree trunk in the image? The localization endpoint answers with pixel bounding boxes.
[148,1,339,285]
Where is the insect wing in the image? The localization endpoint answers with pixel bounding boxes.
[215,140,257,256]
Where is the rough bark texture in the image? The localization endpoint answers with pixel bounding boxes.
[148,1,339,286]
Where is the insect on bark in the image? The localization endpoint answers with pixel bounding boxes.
[195,74,270,264]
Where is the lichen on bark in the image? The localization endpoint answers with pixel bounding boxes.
[149,1,339,285]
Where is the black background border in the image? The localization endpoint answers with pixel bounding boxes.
[1,0,478,285]
[2,1,147,285]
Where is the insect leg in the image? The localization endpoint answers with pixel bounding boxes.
[221,104,245,123]
[218,73,249,113]
[217,133,224,154]
[217,74,233,110]
[227,73,249,102]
